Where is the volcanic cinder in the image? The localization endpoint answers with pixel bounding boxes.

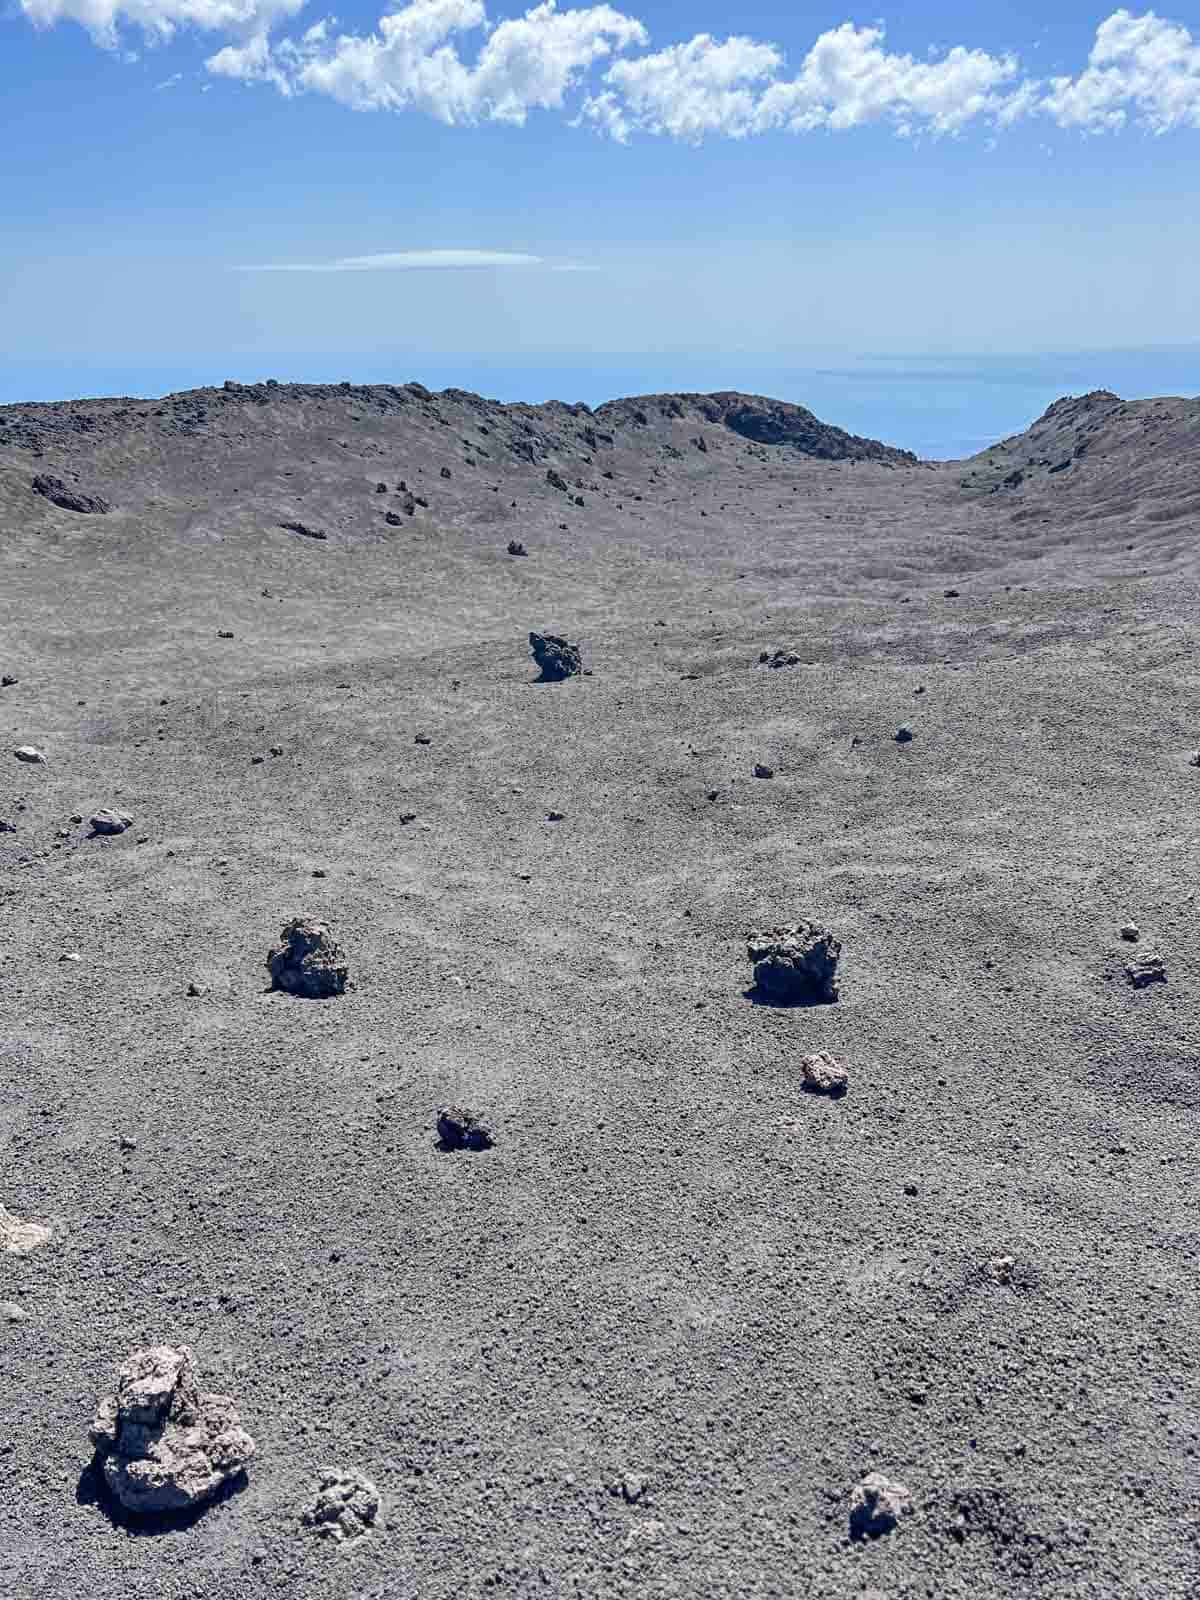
[1,379,1197,1600]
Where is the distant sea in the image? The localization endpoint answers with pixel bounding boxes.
[4,345,1198,462]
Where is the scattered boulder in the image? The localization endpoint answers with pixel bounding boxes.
[375,482,387,493]
[1,674,17,687]
[14,746,46,764]
[440,466,452,479]
[529,631,582,681]
[850,1472,913,1538]
[1119,923,1139,942]
[943,587,960,598]
[753,762,775,779]
[1,1203,51,1255]
[89,1344,255,1517]
[31,474,111,514]
[437,1106,493,1151]
[0,819,15,833]
[1188,751,1200,768]
[758,648,800,669]
[895,725,914,743]
[748,921,841,1004]
[984,1254,1016,1286]
[302,1468,381,1543]
[800,1051,848,1096]
[267,918,348,999]
[279,520,327,541]
[90,808,133,836]
[507,540,528,556]
[546,469,568,491]
[1125,952,1166,988]
[217,630,234,639]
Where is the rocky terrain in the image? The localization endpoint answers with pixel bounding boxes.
[1,378,1198,1600]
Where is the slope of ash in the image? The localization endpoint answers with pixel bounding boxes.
[0,379,1197,1600]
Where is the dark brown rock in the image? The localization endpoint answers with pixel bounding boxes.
[267,918,348,998]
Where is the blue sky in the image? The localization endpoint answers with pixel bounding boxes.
[3,1,1199,435]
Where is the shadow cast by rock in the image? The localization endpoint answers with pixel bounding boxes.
[76,1452,248,1535]
[741,983,837,1009]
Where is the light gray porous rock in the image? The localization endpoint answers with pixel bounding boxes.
[850,1471,914,1538]
[529,631,582,680]
[302,1467,381,1543]
[267,917,349,998]
[747,921,841,1004]
[1,1203,52,1255]
[1124,952,1166,988]
[88,1344,256,1516]
[89,809,133,835]
[800,1050,849,1095]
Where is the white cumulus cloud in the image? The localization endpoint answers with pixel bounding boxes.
[1041,8,1200,132]
[13,2,1200,143]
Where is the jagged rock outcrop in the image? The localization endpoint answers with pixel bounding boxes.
[747,921,841,1004]
[267,918,348,998]
[437,1106,494,1151]
[850,1471,913,1538]
[90,808,132,835]
[31,474,111,514]
[529,631,581,681]
[89,1345,255,1516]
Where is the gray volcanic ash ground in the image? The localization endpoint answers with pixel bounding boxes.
[1,378,1198,1599]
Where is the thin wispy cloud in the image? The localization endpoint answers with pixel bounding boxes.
[14,3,1200,141]
[237,249,550,272]
[153,69,182,86]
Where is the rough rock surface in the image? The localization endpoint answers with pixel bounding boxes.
[1124,952,1166,987]
[267,917,349,998]
[31,474,111,514]
[758,648,800,668]
[89,808,132,835]
[529,631,581,680]
[302,1468,381,1542]
[850,1472,913,1537]
[800,1050,849,1095]
[1,1203,51,1254]
[14,746,46,763]
[88,1344,255,1516]
[437,1106,494,1151]
[747,921,841,1004]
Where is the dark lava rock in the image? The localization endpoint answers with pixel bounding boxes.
[375,482,387,493]
[267,917,348,998]
[530,631,582,681]
[440,466,452,479]
[943,587,960,598]
[507,539,528,556]
[0,819,15,833]
[437,1106,494,1151]
[895,725,914,743]
[753,763,774,779]
[279,521,327,541]
[90,808,133,835]
[1,674,17,687]
[31,474,111,514]
[384,511,404,526]
[546,469,568,492]
[748,921,841,1004]
[759,649,800,669]
[89,1344,255,1516]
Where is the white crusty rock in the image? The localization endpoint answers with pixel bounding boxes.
[747,921,841,1004]
[90,808,133,835]
[89,1344,255,1516]
[302,1467,381,1543]
[267,917,348,998]
[1,1203,51,1255]
[850,1471,913,1537]
[800,1050,849,1095]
